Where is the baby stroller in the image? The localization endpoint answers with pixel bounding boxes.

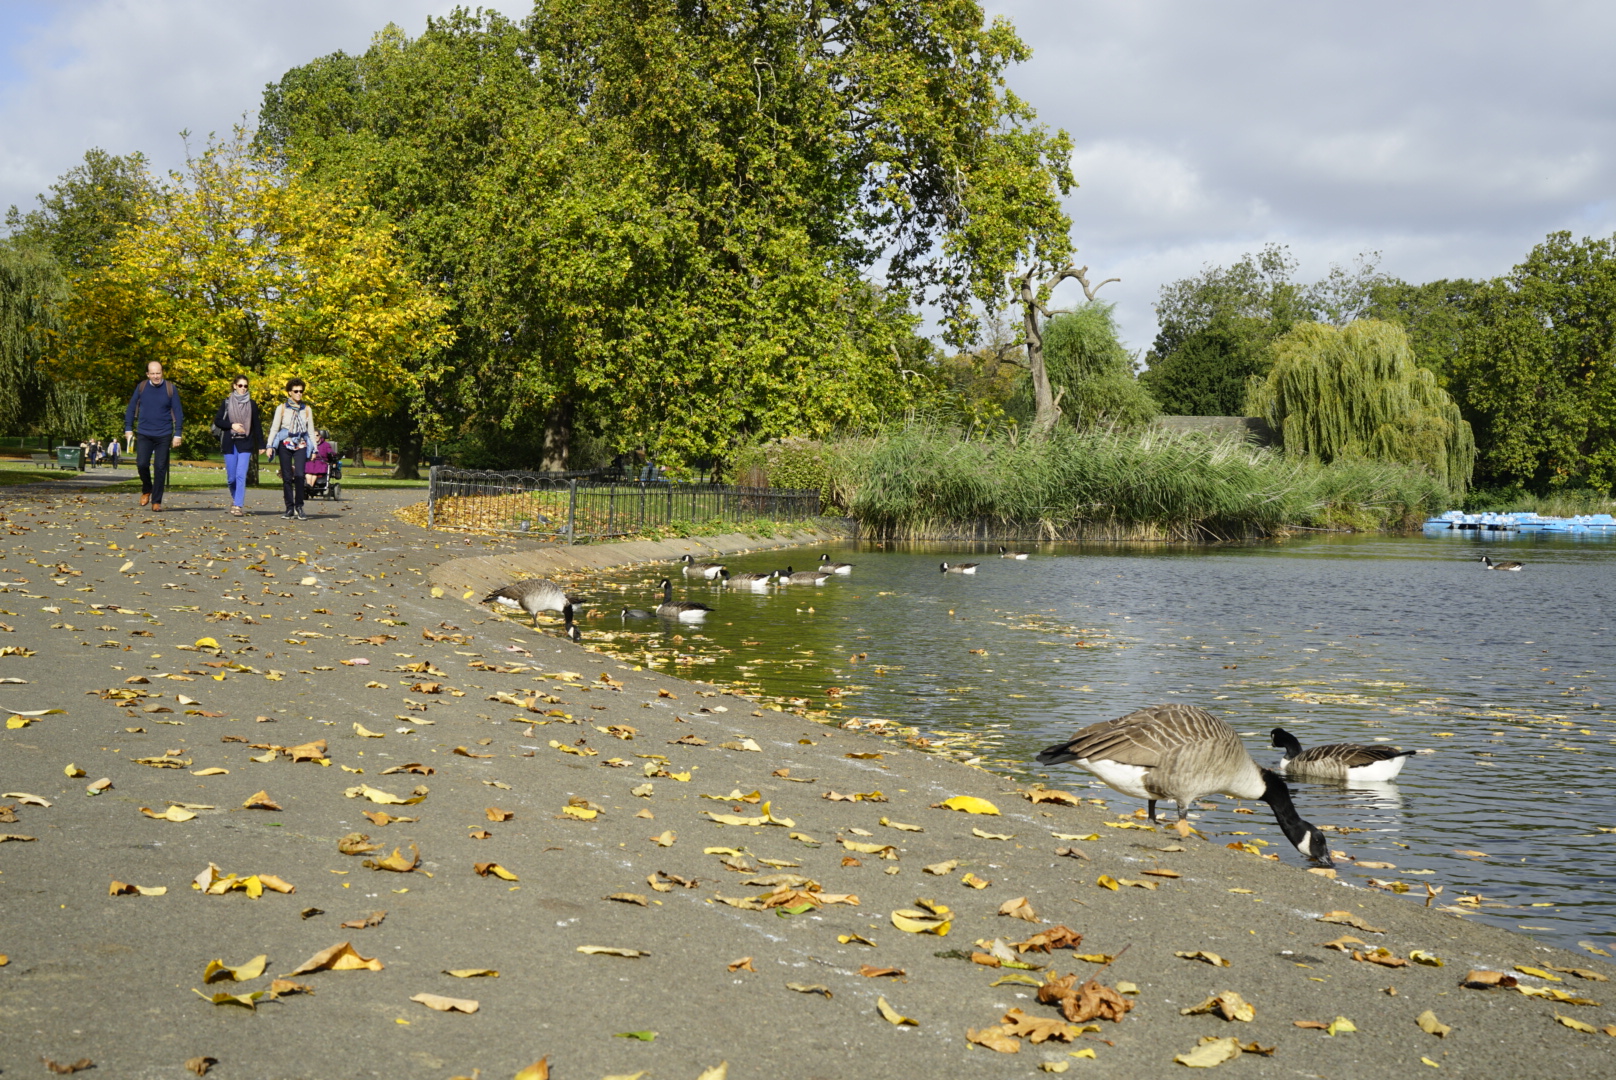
[304,440,344,501]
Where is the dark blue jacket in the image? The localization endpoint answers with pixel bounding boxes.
[212,397,264,453]
[124,379,183,437]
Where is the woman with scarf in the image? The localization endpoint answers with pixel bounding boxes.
[213,375,264,516]
[263,378,316,521]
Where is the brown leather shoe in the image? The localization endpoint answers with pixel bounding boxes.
[151,503,161,512]
[139,493,151,506]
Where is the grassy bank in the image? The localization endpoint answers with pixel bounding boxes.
[828,427,1450,541]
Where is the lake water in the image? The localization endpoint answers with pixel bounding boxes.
[555,531,1616,960]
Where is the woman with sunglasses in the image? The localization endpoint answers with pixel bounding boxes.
[264,378,316,520]
[213,375,264,516]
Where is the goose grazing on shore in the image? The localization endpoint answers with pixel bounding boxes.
[1271,727,1416,782]
[940,561,979,574]
[483,578,583,626]
[1480,555,1524,571]
[998,546,1030,560]
[721,569,778,592]
[561,604,581,643]
[818,553,854,575]
[783,565,831,585]
[1036,704,1332,866]
[620,607,653,619]
[680,554,727,579]
[655,577,712,621]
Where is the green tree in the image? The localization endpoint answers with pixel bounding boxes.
[260,2,1077,464]
[5,148,154,272]
[0,240,81,434]
[1451,232,1616,491]
[1364,277,1482,386]
[1247,319,1474,493]
[64,130,449,438]
[1036,302,1157,429]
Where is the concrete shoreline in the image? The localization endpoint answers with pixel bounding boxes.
[0,489,1610,1078]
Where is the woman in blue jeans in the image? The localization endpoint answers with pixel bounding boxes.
[213,376,263,516]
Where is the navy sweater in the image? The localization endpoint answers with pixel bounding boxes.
[124,379,183,437]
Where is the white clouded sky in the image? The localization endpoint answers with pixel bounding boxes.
[4,1,1613,352]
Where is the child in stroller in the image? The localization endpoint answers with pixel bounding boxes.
[303,431,343,501]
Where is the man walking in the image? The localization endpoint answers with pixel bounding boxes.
[123,361,183,511]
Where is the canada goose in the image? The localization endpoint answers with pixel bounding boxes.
[783,565,831,585]
[1480,555,1523,571]
[680,553,727,579]
[818,553,854,575]
[620,608,653,619]
[940,561,979,574]
[998,546,1030,560]
[1036,704,1332,865]
[483,579,584,626]
[1271,728,1416,782]
[561,604,581,643]
[722,569,778,592]
[655,577,712,621]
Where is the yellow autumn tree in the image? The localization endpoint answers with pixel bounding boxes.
[64,129,449,433]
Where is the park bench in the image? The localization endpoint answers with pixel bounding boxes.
[30,452,55,468]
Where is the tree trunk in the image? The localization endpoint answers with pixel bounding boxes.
[391,427,423,480]
[541,397,573,472]
[1021,273,1058,433]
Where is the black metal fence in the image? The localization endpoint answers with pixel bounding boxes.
[426,467,821,541]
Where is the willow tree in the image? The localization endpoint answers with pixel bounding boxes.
[0,241,81,433]
[1038,302,1157,430]
[65,131,450,435]
[1248,319,1474,492]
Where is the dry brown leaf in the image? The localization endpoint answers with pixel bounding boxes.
[1321,935,1366,953]
[998,896,1039,922]
[1352,947,1409,968]
[361,845,420,872]
[268,978,313,996]
[1317,910,1385,933]
[608,893,650,907]
[184,1055,217,1075]
[362,810,415,825]
[41,1059,95,1074]
[1038,973,1134,1023]
[786,982,832,998]
[339,910,386,930]
[728,956,756,972]
[1015,926,1084,953]
[1000,1007,1081,1043]
[1176,950,1231,967]
[337,833,383,856]
[860,964,906,978]
[923,860,959,875]
[473,862,519,881]
[965,1025,1020,1053]
[1180,991,1255,1022]
[1174,1036,1245,1068]
[410,992,479,1013]
[875,995,918,1026]
[1416,1009,1451,1037]
[242,790,281,811]
[513,1060,549,1080]
[286,941,384,975]
[1462,969,1518,989]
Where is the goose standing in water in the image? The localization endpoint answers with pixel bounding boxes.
[655,577,713,621]
[998,546,1030,560]
[680,554,727,579]
[940,561,979,574]
[1480,555,1524,571]
[721,569,778,592]
[1271,728,1417,782]
[818,553,854,575]
[1036,704,1332,865]
[483,578,584,627]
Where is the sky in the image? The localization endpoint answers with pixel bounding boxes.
[3,0,1614,353]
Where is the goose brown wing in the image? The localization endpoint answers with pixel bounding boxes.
[1040,704,1234,766]
[1295,743,1409,769]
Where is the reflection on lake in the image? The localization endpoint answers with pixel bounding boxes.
[541,530,1615,959]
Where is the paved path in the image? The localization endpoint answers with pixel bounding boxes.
[0,487,1611,1078]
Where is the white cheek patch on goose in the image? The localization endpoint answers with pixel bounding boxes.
[1079,759,1152,801]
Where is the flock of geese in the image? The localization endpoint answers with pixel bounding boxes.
[480,542,1503,868]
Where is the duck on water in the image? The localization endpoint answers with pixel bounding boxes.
[1037,704,1333,865]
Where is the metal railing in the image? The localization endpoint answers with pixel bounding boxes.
[426,467,821,541]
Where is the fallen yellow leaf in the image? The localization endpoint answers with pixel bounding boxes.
[935,795,1000,815]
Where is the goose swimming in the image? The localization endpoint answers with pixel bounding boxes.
[1271,728,1417,782]
[680,554,727,579]
[655,577,712,621]
[818,553,854,575]
[940,561,979,574]
[1480,555,1523,571]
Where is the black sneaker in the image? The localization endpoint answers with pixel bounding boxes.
[283,508,295,519]
[294,506,308,521]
